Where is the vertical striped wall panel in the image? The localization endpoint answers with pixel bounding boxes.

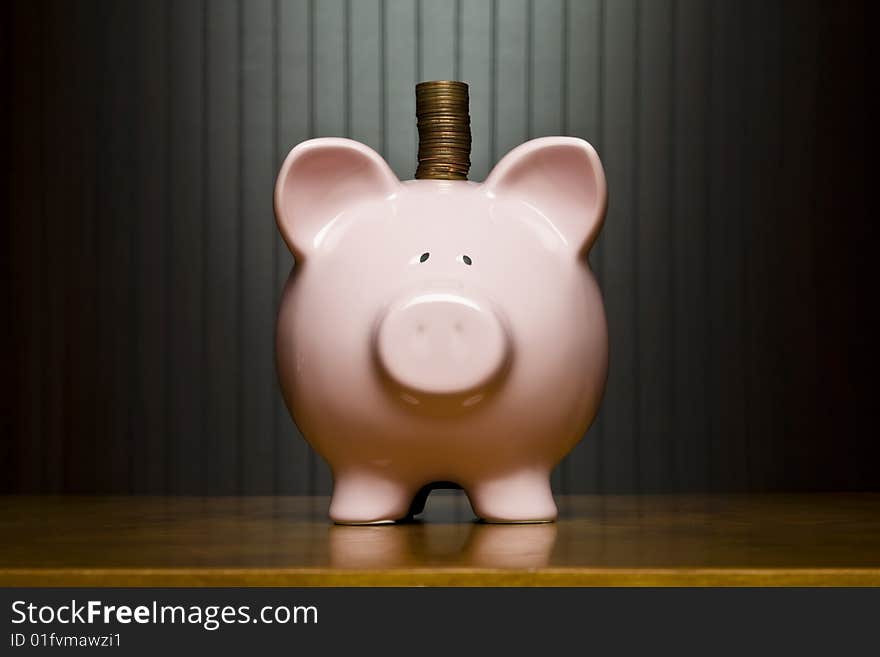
[2,0,872,495]
[670,0,709,492]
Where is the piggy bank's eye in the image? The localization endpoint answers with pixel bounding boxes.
[461,255,472,266]
[419,252,430,263]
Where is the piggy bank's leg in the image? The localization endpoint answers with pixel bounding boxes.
[329,470,414,525]
[466,471,557,523]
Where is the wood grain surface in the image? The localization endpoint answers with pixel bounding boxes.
[1,494,878,586]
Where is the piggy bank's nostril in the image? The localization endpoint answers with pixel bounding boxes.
[417,323,426,334]
[454,322,463,333]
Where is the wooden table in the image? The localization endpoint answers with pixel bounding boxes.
[1,494,879,586]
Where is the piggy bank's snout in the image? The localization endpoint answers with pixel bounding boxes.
[375,293,510,397]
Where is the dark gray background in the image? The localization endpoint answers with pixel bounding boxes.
[1,0,872,495]
[3,588,876,654]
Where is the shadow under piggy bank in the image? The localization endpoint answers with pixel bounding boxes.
[328,521,558,570]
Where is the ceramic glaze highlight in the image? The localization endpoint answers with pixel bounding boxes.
[274,136,608,524]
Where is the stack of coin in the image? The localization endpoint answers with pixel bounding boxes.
[415,80,471,180]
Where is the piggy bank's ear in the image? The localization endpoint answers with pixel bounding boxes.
[483,137,607,256]
[274,138,400,259]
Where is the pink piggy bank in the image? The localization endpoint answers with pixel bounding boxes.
[274,136,608,524]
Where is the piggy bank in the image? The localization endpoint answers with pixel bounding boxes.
[274,136,608,524]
